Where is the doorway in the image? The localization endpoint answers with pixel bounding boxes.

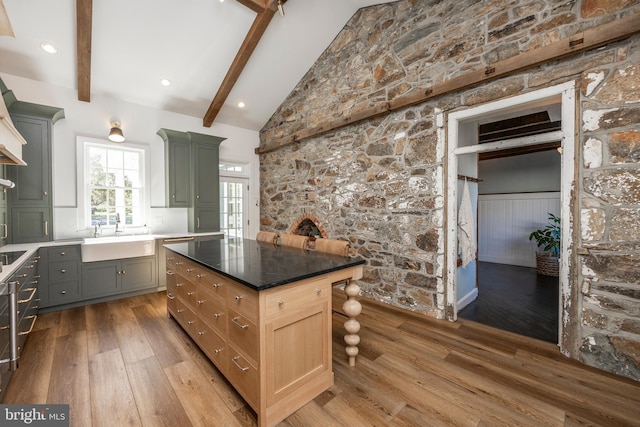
[443,81,576,347]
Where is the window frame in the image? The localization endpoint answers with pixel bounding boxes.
[76,136,151,232]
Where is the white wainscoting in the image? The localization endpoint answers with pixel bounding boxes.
[478,192,560,268]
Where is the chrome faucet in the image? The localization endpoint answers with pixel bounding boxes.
[115,213,122,235]
[94,222,101,237]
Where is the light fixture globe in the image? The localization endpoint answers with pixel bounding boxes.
[108,122,125,142]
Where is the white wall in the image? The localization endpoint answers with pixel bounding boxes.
[478,193,560,267]
[479,150,561,194]
[1,73,261,239]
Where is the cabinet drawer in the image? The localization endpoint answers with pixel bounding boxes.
[197,321,228,374]
[175,272,197,309]
[195,268,228,299]
[48,261,79,282]
[48,281,80,305]
[174,298,198,337]
[227,281,258,322]
[227,347,259,409]
[197,285,227,335]
[265,279,330,320]
[166,271,177,314]
[49,245,80,262]
[227,309,258,363]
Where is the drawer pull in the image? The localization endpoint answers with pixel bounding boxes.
[316,288,322,295]
[213,313,223,318]
[27,264,35,269]
[167,293,175,300]
[18,288,37,304]
[177,309,185,313]
[196,274,203,278]
[176,283,184,287]
[234,295,243,301]
[60,251,65,256]
[214,348,223,354]
[278,300,284,307]
[167,271,174,276]
[175,262,182,266]
[198,331,205,336]
[197,300,204,305]
[60,269,67,274]
[17,274,27,279]
[60,290,67,295]
[232,356,250,372]
[187,320,195,325]
[18,315,37,336]
[231,317,249,329]
[186,268,194,273]
[187,291,194,296]
[212,283,221,288]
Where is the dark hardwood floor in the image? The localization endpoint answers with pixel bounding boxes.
[5,290,639,426]
[458,261,559,343]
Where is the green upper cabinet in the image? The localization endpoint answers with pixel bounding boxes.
[158,128,225,233]
[3,89,64,244]
[8,115,51,205]
[159,128,191,208]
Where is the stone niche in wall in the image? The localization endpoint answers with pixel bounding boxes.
[290,213,327,238]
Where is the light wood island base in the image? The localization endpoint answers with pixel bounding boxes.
[166,249,363,427]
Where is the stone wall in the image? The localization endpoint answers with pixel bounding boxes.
[259,0,640,380]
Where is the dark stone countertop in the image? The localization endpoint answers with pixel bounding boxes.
[164,236,366,291]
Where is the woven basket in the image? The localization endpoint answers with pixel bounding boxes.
[535,252,559,277]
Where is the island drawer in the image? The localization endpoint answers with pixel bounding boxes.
[175,272,198,309]
[226,281,258,321]
[197,285,227,335]
[227,309,258,363]
[196,269,228,300]
[227,346,258,409]
[197,321,228,375]
[265,278,330,320]
[174,298,198,337]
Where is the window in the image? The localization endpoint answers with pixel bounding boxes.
[219,161,249,238]
[79,138,148,228]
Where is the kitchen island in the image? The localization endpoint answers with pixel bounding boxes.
[164,237,365,427]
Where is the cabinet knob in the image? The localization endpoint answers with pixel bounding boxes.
[60,269,66,274]
[177,309,184,313]
[197,299,204,304]
[214,349,223,354]
[60,252,66,256]
[212,283,221,288]
[187,291,194,296]
[176,282,184,287]
[213,313,222,318]
[198,331,205,336]
[60,290,67,295]
[234,295,243,301]
[316,288,322,295]
[278,300,284,307]
[187,320,195,325]
[186,268,194,273]
[172,194,176,199]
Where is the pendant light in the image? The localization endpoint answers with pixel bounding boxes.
[108,122,125,142]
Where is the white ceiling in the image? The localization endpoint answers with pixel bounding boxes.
[0,0,396,131]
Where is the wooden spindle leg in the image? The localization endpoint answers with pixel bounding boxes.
[342,280,362,367]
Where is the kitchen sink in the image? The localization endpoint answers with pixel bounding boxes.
[81,235,156,262]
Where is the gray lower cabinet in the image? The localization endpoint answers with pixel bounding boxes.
[41,245,82,308]
[82,256,157,299]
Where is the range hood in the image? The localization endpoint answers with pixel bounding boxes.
[0,90,27,166]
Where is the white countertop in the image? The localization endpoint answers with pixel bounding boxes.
[0,232,223,283]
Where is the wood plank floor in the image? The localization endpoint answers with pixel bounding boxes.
[5,291,640,426]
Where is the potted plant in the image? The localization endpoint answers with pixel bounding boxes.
[528,213,560,277]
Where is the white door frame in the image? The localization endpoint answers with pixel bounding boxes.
[443,81,576,346]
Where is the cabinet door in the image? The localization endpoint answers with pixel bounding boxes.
[193,206,220,233]
[193,141,220,206]
[81,261,121,298]
[8,116,50,205]
[121,256,157,291]
[166,139,191,208]
[10,207,51,243]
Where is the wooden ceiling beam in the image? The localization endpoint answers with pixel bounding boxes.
[203,0,285,127]
[76,0,92,102]
[235,0,267,14]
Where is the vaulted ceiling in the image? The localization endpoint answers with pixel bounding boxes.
[0,0,396,131]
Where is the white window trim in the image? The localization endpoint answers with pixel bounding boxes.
[76,136,151,232]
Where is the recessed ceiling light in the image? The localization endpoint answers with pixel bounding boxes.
[41,42,58,54]
[160,78,172,87]
[238,101,245,108]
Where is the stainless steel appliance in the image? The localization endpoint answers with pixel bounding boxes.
[0,251,39,401]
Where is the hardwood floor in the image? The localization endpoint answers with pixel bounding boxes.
[459,262,559,343]
[5,290,640,426]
